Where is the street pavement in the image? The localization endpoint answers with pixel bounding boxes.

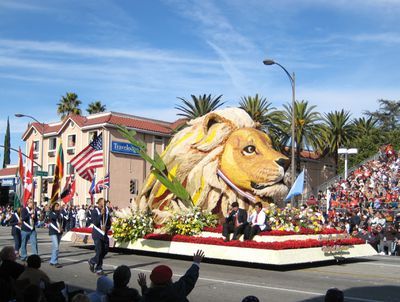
[1,227,399,302]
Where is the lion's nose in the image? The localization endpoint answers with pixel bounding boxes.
[275,158,290,170]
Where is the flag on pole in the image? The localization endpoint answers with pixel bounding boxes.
[285,169,305,201]
[23,144,34,206]
[61,175,76,204]
[95,172,109,193]
[70,134,103,182]
[50,143,64,203]
[89,175,96,204]
[14,147,25,208]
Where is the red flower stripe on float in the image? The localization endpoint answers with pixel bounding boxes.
[143,233,365,250]
[71,227,113,235]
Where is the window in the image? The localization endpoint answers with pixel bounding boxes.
[48,164,55,177]
[154,135,163,142]
[48,138,57,151]
[88,131,98,143]
[33,141,39,152]
[68,135,76,148]
[66,163,74,175]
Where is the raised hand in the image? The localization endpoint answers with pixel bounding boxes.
[137,272,147,287]
[193,249,205,264]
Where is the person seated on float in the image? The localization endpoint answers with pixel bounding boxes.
[222,202,247,242]
[244,202,271,241]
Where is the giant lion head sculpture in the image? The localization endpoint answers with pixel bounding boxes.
[137,108,289,222]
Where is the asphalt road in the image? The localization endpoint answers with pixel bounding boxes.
[1,227,399,302]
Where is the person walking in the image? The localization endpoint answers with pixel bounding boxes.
[88,198,111,275]
[49,202,63,268]
[20,200,38,261]
[9,207,22,257]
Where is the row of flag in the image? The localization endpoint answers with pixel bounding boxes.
[14,133,109,207]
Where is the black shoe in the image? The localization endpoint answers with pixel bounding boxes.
[95,269,104,276]
[88,260,95,273]
[50,263,63,268]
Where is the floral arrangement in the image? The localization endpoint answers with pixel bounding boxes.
[111,208,154,243]
[144,233,365,250]
[71,227,113,235]
[264,204,326,232]
[164,207,218,236]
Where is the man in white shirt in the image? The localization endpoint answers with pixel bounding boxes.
[244,202,270,241]
[77,206,86,228]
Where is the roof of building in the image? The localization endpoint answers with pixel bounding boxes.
[0,167,18,178]
[22,112,182,140]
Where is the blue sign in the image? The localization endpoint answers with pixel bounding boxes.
[0,178,15,187]
[111,141,140,156]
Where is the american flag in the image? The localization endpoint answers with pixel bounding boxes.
[70,134,103,181]
[95,173,110,193]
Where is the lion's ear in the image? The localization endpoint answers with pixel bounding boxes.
[192,113,234,151]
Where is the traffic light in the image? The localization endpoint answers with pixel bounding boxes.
[130,179,137,194]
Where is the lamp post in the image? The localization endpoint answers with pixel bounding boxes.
[338,148,358,179]
[263,59,296,206]
[15,114,45,205]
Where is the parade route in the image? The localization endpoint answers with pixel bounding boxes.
[1,227,399,302]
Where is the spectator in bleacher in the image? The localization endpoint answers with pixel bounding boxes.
[87,275,113,302]
[325,288,344,302]
[18,254,50,287]
[0,246,25,280]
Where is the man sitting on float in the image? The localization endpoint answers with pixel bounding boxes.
[244,202,271,241]
[222,202,247,242]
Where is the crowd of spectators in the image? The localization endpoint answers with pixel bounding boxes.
[312,144,400,255]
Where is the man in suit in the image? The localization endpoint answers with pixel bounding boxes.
[88,198,112,275]
[244,202,271,240]
[20,200,38,261]
[222,202,248,241]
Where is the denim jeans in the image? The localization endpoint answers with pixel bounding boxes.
[20,230,38,260]
[50,234,61,264]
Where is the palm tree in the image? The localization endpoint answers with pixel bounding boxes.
[175,94,225,119]
[322,110,354,172]
[351,116,378,137]
[280,100,323,173]
[87,101,106,114]
[239,94,284,148]
[57,92,82,119]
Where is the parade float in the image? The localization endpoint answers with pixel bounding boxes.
[63,108,376,265]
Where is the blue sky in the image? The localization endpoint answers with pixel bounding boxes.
[1,0,400,164]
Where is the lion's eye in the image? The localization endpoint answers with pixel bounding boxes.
[243,145,256,155]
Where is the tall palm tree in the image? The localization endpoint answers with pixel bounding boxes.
[322,110,354,172]
[175,94,224,119]
[239,94,284,148]
[87,101,106,114]
[57,92,82,119]
[280,100,323,173]
[351,116,378,137]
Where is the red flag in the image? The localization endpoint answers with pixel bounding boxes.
[62,177,76,204]
[23,144,34,206]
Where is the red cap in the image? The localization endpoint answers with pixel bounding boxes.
[150,265,173,285]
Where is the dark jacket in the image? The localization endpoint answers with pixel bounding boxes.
[225,208,248,225]
[49,211,63,236]
[61,208,70,229]
[107,287,141,302]
[21,206,38,232]
[9,212,21,236]
[142,264,199,302]
[91,207,112,241]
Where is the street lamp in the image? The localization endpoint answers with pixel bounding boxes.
[263,59,296,206]
[15,113,46,205]
[338,148,358,179]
